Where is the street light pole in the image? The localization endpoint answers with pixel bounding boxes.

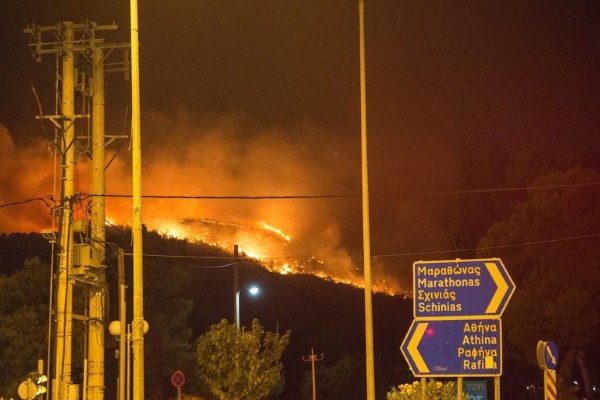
[235,290,241,330]
[358,1,376,399]
[233,245,240,329]
[129,0,145,399]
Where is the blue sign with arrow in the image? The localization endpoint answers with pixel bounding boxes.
[400,318,502,377]
[537,340,559,370]
[413,258,515,318]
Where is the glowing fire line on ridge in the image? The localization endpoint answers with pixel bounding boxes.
[142,217,398,295]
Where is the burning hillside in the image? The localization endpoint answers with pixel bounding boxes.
[0,115,410,296]
[142,216,401,295]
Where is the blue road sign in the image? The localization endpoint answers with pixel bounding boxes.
[400,318,502,377]
[464,380,487,400]
[537,340,559,370]
[413,258,515,318]
[544,342,559,370]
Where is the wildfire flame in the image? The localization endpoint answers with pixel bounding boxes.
[141,216,399,295]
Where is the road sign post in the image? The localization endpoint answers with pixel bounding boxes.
[171,370,185,400]
[537,341,558,400]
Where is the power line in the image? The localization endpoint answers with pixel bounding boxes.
[87,181,600,199]
[409,181,600,196]
[3,180,600,209]
[124,252,238,269]
[100,193,357,200]
[0,193,357,210]
[125,252,237,260]
[117,232,600,262]
[369,232,600,259]
[0,196,54,209]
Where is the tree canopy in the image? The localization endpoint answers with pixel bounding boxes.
[0,258,50,396]
[477,166,600,399]
[196,319,290,400]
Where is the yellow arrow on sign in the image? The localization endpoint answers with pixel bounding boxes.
[485,262,509,314]
[407,322,429,373]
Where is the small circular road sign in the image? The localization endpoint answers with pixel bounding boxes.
[537,341,559,370]
[171,370,185,388]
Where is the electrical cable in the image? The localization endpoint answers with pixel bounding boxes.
[0,196,54,208]
[116,232,600,263]
[4,180,600,264]
[364,232,600,259]
[3,179,600,209]
[100,193,357,200]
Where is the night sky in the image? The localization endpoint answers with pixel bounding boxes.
[1,1,599,291]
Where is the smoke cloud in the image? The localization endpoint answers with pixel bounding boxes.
[0,123,56,232]
[1,109,465,294]
[110,110,368,285]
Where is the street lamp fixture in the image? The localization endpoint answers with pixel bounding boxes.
[235,284,260,330]
[40,229,57,244]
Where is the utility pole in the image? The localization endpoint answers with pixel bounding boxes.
[55,21,76,400]
[87,39,106,400]
[302,349,324,400]
[86,32,129,400]
[24,21,129,400]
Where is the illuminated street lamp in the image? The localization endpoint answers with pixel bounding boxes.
[235,284,260,330]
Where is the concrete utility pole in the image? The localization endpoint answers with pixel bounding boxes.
[302,349,324,400]
[55,21,76,400]
[87,41,106,400]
